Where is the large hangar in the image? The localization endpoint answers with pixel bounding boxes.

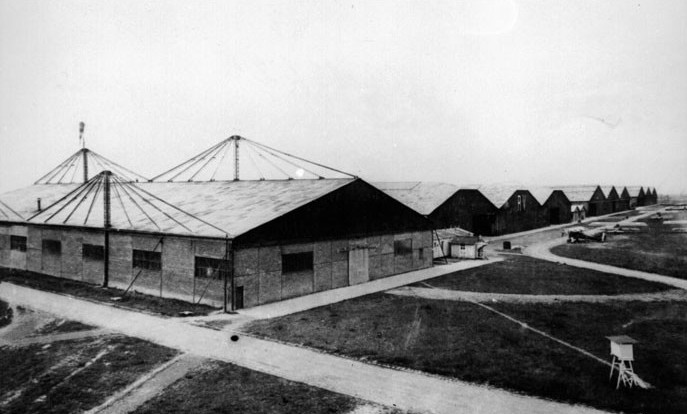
[373,182,499,236]
[0,136,433,310]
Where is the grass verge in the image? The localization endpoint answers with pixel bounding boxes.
[0,267,218,316]
[415,255,670,295]
[551,232,687,279]
[245,293,687,413]
[0,335,178,414]
[133,359,397,414]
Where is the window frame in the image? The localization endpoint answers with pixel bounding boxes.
[132,249,162,271]
[42,239,61,255]
[82,244,105,261]
[281,251,314,274]
[393,239,413,256]
[194,256,229,280]
[10,235,27,252]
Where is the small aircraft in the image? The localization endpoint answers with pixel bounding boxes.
[567,226,607,243]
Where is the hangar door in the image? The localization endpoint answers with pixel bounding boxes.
[348,248,369,285]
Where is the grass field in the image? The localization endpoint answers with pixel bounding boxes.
[0,335,178,414]
[552,232,687,279]
[245,294,687,413]
[0,267,217,316]
[414,256,670,295]
[134,359,400,414]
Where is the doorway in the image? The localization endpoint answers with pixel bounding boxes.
[234,286,244,310]
[348,248,369,285]
[549,207,561,224]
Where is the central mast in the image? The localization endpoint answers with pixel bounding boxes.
[231,135,241,181]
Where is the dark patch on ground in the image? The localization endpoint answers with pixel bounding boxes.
[245,294,687,414]
[412,255,670,295]
[0,335,178,414]
[552,232,687,279]
[133,359,373,414]
[0,268,218,316]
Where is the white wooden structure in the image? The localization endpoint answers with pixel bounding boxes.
[607,335,639,389]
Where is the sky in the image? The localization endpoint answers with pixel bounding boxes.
[1,0,686,195]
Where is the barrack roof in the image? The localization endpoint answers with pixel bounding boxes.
[372,182,460,215]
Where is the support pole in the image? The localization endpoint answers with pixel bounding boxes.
[80,122,88,182]
[83,149,89,183]
[232,135,240,181]
[103,171,111,287]
[223,236,229,313]
[230,247,235,311]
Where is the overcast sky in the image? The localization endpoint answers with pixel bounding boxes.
[1,0,685,194]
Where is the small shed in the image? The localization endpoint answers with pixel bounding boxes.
[432,227,473,258]
[448,236,487,259]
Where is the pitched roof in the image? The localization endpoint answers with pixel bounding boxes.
[153,136,354,182]
[0,184,80,219]
[601,186,619,200]
[557,186,601,202]
[139,179,354,236]
[625,186,644,197]
[477,184,526,208]
[372,182,459,215]
[2,177,357,238]
[0,199,23,221]
[26,173,228,237]
[435,227,473,240]
[35,148,148,184]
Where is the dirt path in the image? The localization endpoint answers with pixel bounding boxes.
[388,286,687,304]
[0,283,607,414]
[87,353,205,414]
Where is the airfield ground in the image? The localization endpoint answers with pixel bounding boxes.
[1,206,686,414]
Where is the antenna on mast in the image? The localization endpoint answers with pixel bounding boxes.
[79,122,86,148]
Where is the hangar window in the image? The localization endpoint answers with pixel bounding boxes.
[42,239,61,255]
[517,195,522,211]
[195,257,229,280]
[10,236,27,252]
[83,244,104,261]
[282,252,313,274]
[133,249,161,271]
[394,239,412,256]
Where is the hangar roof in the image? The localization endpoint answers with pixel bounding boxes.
[477,184,529,208]
[625,186,644,197]
[557,186,602,202]
[373,182,460,215]
[1,177,356,238]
